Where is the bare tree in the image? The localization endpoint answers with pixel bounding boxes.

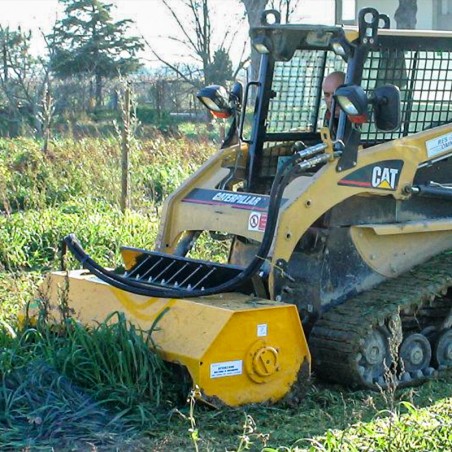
[146,0,247,88]
[241,0,267,80]
[270,0,300,23]
[0,26,51,138]
[394,0,417,29]
[241,0,300,79]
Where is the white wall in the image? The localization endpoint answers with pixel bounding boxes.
[356,0,434,29]
[297,0,336,24]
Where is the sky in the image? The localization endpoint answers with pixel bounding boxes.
[0,0,340,67]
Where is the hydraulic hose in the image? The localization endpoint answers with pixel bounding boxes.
[64,143,337,298]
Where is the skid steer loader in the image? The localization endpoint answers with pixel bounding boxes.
[41,8,452,406]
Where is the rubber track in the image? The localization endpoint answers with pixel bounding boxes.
[310,252,452,388]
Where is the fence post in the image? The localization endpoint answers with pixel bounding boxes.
[41,87,54,153]
[120,82,131,213]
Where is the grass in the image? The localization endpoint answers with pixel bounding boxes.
[0,135,451,450]
[0,200,160,271]
[302,398,452,451]
[0,313,182,449]
[139,378,452,450]
[0,134,214,448]
[0,361,138,450]
[0,272,42,324]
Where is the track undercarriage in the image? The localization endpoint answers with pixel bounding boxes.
[310,253,452,388]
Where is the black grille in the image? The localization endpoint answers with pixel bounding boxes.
[122,247,246,292]
[361,48,452,144]
[268,50,346,133]
[267,46,452,145]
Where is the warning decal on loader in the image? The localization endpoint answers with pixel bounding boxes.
[426,132,452,158]
[248,212,267,231]
[210,360,243,378]
[338,160,403,191]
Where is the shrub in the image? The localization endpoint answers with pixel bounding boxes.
[0,136,215,214]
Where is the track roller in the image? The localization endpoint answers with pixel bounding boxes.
[399,333,432,378]
[433,328,452,368]
[356,326,391,386]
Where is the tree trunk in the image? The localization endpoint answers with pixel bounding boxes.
[95,72,103,109]
[242,0,268,80]
[155,79,164,120]
[7,107,19,138]
[4,85,20,138]
[2,37,8,82]
[394,0,417,29]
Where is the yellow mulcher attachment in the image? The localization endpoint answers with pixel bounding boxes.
[40,268,309,406]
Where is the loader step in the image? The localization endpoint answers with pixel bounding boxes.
[121,247,247,291]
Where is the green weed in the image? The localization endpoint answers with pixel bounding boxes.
[0,308,188,449]
[0,272,41,323]
[0,200,159,271]
[296,399,452,451]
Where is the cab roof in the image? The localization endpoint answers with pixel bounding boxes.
[250,23,452,61]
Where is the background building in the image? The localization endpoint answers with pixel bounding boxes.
[336,1,451,30]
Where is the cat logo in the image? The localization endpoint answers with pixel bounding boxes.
[371,166,400,190]
[337,160,403,191]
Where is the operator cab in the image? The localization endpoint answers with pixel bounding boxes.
[198,7,452,196]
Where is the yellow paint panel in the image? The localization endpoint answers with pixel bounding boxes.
[199,306,309,405]
[350,226,452,278]
[354,219,452,235]
[120,248,141,271]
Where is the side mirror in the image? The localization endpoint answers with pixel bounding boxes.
[197,83,243,119]
[372,84,401,131]
[196,85,232,118]
[333,83,401,131]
